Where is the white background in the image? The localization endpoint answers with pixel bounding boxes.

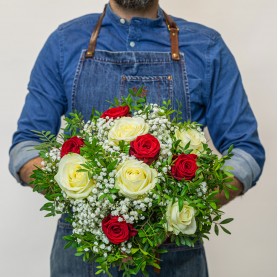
[0,0,276,276]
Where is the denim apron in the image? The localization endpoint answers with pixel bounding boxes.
[51,5,208,277]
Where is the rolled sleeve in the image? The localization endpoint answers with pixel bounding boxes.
[222,148,261,193]
[9,141,41,186]
[9,28,66,185]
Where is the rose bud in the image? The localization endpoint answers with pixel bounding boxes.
[171,154,198,181]
[102,215,137,244]
[129,134,160,165]
[101,106,130,119]
[60,136,84,158]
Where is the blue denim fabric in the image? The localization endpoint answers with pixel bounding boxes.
[9,4,265,192]
[51,216,208,277]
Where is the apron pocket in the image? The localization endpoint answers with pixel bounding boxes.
[120,75,174,106]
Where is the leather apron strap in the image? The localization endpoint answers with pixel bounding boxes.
[85,4,180,61]
[163,10,180,61]
[85,4,108,58]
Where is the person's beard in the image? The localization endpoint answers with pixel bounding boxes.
[114,0,155,10]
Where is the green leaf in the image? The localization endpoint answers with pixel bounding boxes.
[212,215,221,221]
[224,171,234,177]
[139,248,149,255]
[167,156,172,164]
[220,225,232,235]
[214,224,219,236]
[220,218,234,225]
[181,186,188,197]
[131,248,139,254]
[150,262,161,269]
[227,145,234,154]
[109,188,119,194]
[175,236,181,246]
[107,195,114,203]
[178,198,184,212]
[224,187,230,199]
[226,184,239,191]
[138,230,145,238]
[98,194,106,201]
[156,249,168,254]
[147,238,153,247]
[74,252,84,257]
[63,235,74,241]
[96,257,106,263]
[64,241,73,249]
[207,190,219,199]
[209,202,217,210]
[196,203,207,209]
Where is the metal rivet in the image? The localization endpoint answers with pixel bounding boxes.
[120,18,125,24]
[172,53,177,58]
[168,75,172,80]
[172,32,176,36]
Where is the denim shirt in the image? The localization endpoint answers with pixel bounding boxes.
[9,4,265,192]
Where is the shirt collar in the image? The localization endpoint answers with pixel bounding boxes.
[104,3,165,28]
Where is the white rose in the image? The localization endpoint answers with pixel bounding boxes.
[108,117,149,145]
[165,201,197,235]
[115,159,157,199]
[175,128,206,153]
[54,153,95,199]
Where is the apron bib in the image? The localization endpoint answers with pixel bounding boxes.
[52,6,209,276]
[71,5,191,122]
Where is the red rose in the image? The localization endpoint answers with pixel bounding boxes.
[171,154,198,181]
[102,215,137,245]
[129,134,160,165]
[60,136,84,158]
[101,106,130,119]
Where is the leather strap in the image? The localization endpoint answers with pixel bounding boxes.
[163,10,180,61]
[85,4,107,58]
[85,5,180,61]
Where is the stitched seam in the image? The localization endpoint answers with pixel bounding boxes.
[58,28,64,77]
[71,50,86,111]
[58,221,72,230]
[86,58,172,64]
[84,51,175,63]
[178,25,220,41]
[204,36,220,109]
[120,75,173,101]
[58,14,100,31]
[180,56,191,121]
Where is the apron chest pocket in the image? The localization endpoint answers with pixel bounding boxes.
[120,75,174,106]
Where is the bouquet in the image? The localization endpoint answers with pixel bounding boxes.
[31,88,235,276]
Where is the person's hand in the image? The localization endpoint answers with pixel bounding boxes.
[215,177,244,206]
[19,157,43,188]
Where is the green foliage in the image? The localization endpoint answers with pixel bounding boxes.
[64,111,85,137]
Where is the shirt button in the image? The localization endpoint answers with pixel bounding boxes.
[130,41,136,47]
[120,18,125,24]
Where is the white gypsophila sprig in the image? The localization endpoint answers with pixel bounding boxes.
[49,147,61,162]
[41,147,61,172]
[55,200,66,213]
[196,182,208,198]
[81,120,97,143]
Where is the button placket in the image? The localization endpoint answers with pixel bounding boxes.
[127,21,142,50]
